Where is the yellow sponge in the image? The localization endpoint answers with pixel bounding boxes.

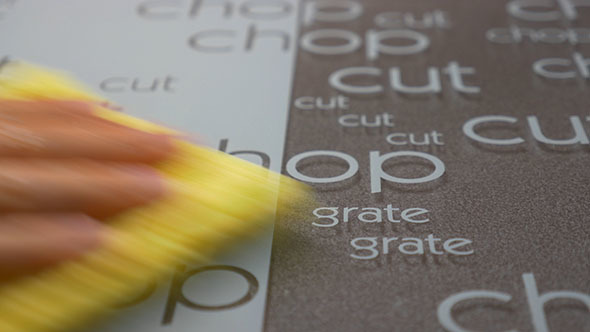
[0,62,309,332]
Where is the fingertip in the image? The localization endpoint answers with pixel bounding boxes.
[55,213,106,251]
[120,164,169,201]
[148,133,178,162]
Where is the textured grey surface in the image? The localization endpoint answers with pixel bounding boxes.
[266,1,590,331]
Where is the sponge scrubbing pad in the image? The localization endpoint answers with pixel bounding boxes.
[0,62,308,332]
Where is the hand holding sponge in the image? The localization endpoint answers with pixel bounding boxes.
[0,62,309,332]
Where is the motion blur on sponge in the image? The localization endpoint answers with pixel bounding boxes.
[0,62,310,332]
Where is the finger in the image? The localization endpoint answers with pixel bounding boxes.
[0,213,104,277]
[0,100,94,123]
[0,100,175,162]
[0,159,167,217]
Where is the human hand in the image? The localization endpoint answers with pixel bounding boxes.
[0,100,174,277]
